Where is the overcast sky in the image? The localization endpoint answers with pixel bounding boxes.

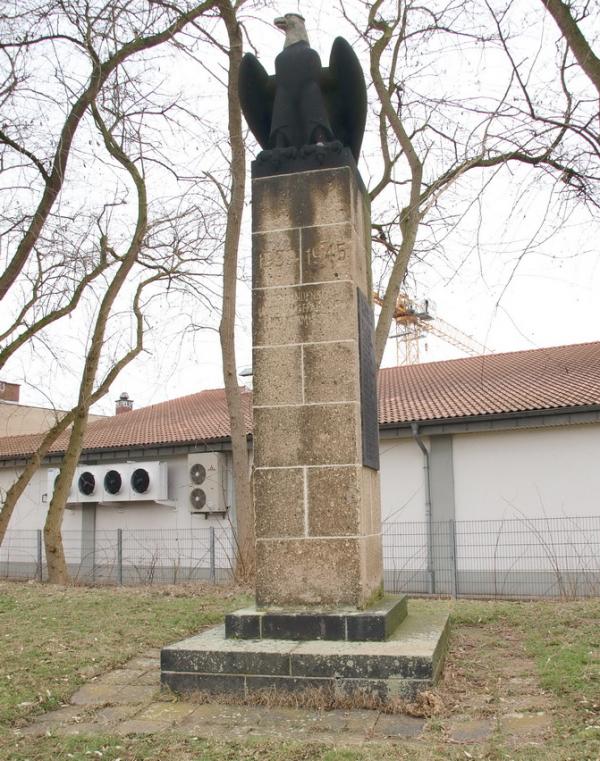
[4,1,599,415]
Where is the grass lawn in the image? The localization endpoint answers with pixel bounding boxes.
[0,581,598,761]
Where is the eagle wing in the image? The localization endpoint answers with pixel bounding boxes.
[323,37,368,162]
[238,53,275,150]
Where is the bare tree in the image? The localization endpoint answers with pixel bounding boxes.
[43,102,155,583]
[0,1,228,580]
[541,0,600,97]
[0,287,152,547]
[0,0,218,300]
[216,0,255,580]
[336,0,600,365]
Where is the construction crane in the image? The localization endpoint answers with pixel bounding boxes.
[373,292,493,365]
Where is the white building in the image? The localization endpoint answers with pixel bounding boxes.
[0,380,106,437]
[1,341,599,596]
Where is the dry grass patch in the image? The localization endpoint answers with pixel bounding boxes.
[0,586,598,761]
[172,684,444,716]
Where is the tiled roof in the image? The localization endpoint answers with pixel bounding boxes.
[0,388,253,460]
[378,340,600,424]
[1,342,600,460]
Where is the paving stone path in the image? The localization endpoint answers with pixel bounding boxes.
[16,649,553,748]
[17,650,426,744]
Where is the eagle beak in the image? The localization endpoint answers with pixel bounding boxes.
[274,16,287,30]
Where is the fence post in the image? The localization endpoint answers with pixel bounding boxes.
[36,529,43,582]
[117,529,123,586]
[449,519,458,598]
[209,526,216,584]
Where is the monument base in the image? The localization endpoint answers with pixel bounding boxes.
[224,595,407,642]
[161,602,450,703]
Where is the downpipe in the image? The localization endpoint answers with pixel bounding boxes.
[411,422,435,594]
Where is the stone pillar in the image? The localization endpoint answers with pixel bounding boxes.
[161,163,449,703]
[252,165,383,608]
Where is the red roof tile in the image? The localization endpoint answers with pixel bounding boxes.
[1,342,600,460]
[378,341,600,424]
[0,388,253,460]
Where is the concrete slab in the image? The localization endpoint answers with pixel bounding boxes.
[449,718,495,743]
[374,713,426,738]
[94,668,147,685]
[114,685,159,704]
[92,704,142,725]
[502,711,552,736]
[117,718,173,735]
[134,701,196,723]
[70,683,157,706]
[70,683,122,706]
[162,605,450,701]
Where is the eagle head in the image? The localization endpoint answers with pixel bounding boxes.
[274,13,309,47]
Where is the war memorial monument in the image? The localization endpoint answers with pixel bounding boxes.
[161,13,449,702]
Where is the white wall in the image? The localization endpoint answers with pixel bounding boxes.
[2,423,599,574]
[453,423,600,522]
[0,452,235,571]
[379,436,427,523]
[0,465,81,533]
[0,465,82,566]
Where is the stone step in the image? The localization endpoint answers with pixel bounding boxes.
[225,595,407,642]
[161,605,450,702]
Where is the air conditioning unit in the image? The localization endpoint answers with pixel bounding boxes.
[47,467,77,504]
[188,452,226,514]
[58,462,169,504]
[102,466,129,501]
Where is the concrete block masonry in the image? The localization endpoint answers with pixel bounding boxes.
[224,595,408,642]
[161,605,450,701]
[251,160,381,609]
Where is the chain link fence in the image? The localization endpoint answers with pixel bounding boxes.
[1,515,599,599]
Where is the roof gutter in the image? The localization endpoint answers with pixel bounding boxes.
[380,402,600,435]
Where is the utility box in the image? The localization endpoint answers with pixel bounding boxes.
[187,452,227,514]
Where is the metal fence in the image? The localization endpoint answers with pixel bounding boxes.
[383,515,600,599]
[1,515,599,599]
[0,526,235,586]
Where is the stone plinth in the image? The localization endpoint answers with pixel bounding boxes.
[252,161,382,608]
[161,605,450,701]
[224,595,408,642]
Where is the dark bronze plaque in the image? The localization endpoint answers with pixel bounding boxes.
[357,288,380,470]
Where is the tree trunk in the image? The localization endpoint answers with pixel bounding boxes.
[0,306,148,548]
[218,0,255,581]
[541,0,600,97]
[44,108,148,584]
[368,8,423,369]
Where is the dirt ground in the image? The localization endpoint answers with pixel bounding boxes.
[15,616,560,756]
[432,622,556,748]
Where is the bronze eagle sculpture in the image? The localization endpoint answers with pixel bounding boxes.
[238,13,367,163]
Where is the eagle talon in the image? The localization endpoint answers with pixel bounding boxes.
[315,146,327,165]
